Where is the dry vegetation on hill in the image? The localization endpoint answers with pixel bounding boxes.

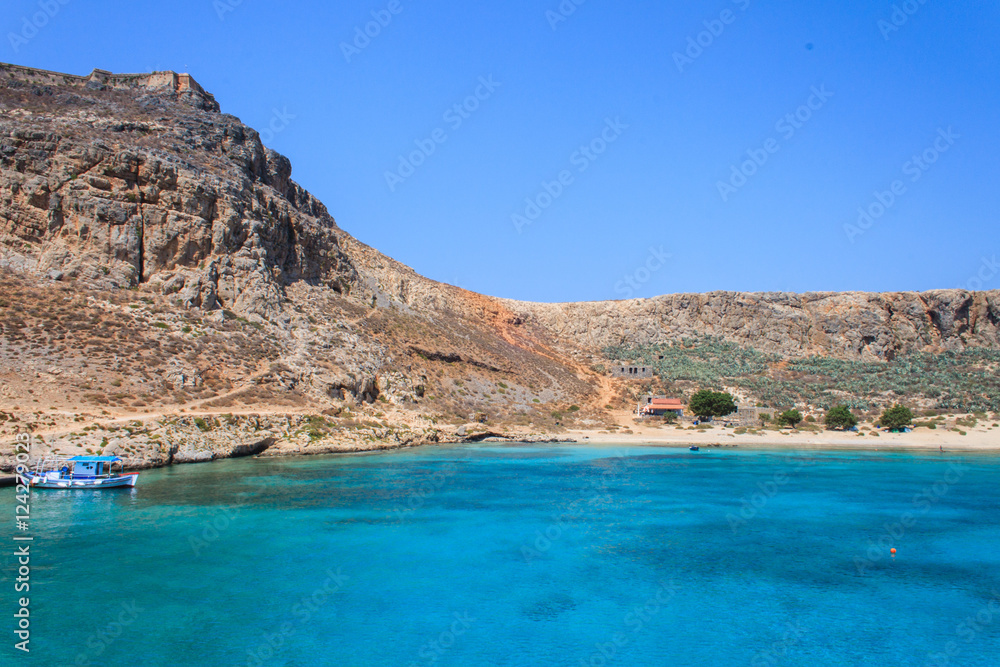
[1,63,999,465]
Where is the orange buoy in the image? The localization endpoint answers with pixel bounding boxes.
[890,548,897,555]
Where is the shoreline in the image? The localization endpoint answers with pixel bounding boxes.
[558,438,1000,455]
[558,424,1000,453]
[4,436,998,477]
[3,412,997,475]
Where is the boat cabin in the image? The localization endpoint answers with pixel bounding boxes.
[29,454,138,489]
[67,456,121,478]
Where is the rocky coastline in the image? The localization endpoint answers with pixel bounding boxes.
[0,412,567,473]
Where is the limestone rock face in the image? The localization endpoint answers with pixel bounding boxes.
[1,62,998,429]
[502,291,1000,360]
[0,74,358,322]
[164,360,203,389]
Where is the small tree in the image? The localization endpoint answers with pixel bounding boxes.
[825,405,858,430]
[880,405,914,430]
[778,409,802,428]
[688,390,737,421]
[713,392,737,419]
[663,411,678,425]
[688,390,716,420]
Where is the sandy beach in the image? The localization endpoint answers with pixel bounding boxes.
[563,421,1000,453]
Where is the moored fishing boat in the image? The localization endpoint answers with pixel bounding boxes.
[26,455,139,489]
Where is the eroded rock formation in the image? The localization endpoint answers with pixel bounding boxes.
[1,62,998,429]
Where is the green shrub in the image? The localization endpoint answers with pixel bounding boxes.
[604,342,1000,412]
[825,405,858,430]
[689,390,736,420]
[605,336,777,384]
[778,409,802,428]
[880,405,914,430]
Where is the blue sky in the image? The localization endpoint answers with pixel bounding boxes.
[5,0,999,302]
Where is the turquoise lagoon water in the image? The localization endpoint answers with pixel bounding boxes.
[3,444,1000,666]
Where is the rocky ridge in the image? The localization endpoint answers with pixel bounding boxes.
[505,290,1000,361]
[1,63,999,468]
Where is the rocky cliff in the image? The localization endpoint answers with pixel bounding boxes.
[507,290,1000,361]
[1,62,998,438]
[0,61,356,321]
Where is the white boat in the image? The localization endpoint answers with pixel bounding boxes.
[26,455,139,489]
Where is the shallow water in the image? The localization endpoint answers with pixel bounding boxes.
[3,444,1000,666]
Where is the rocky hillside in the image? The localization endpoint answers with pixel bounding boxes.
[0,62,601,437]
[1,61,998,453]
[506,290,1000,361]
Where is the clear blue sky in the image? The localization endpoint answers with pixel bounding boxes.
[6,0,999,302]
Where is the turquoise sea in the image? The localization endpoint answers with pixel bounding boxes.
[3,444,1000,666]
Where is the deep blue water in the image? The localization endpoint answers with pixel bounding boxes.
[3,444,1000,666]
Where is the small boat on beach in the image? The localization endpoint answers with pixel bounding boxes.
[26,456,139,489]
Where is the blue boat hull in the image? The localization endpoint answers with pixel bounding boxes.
[27,473,139,489]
